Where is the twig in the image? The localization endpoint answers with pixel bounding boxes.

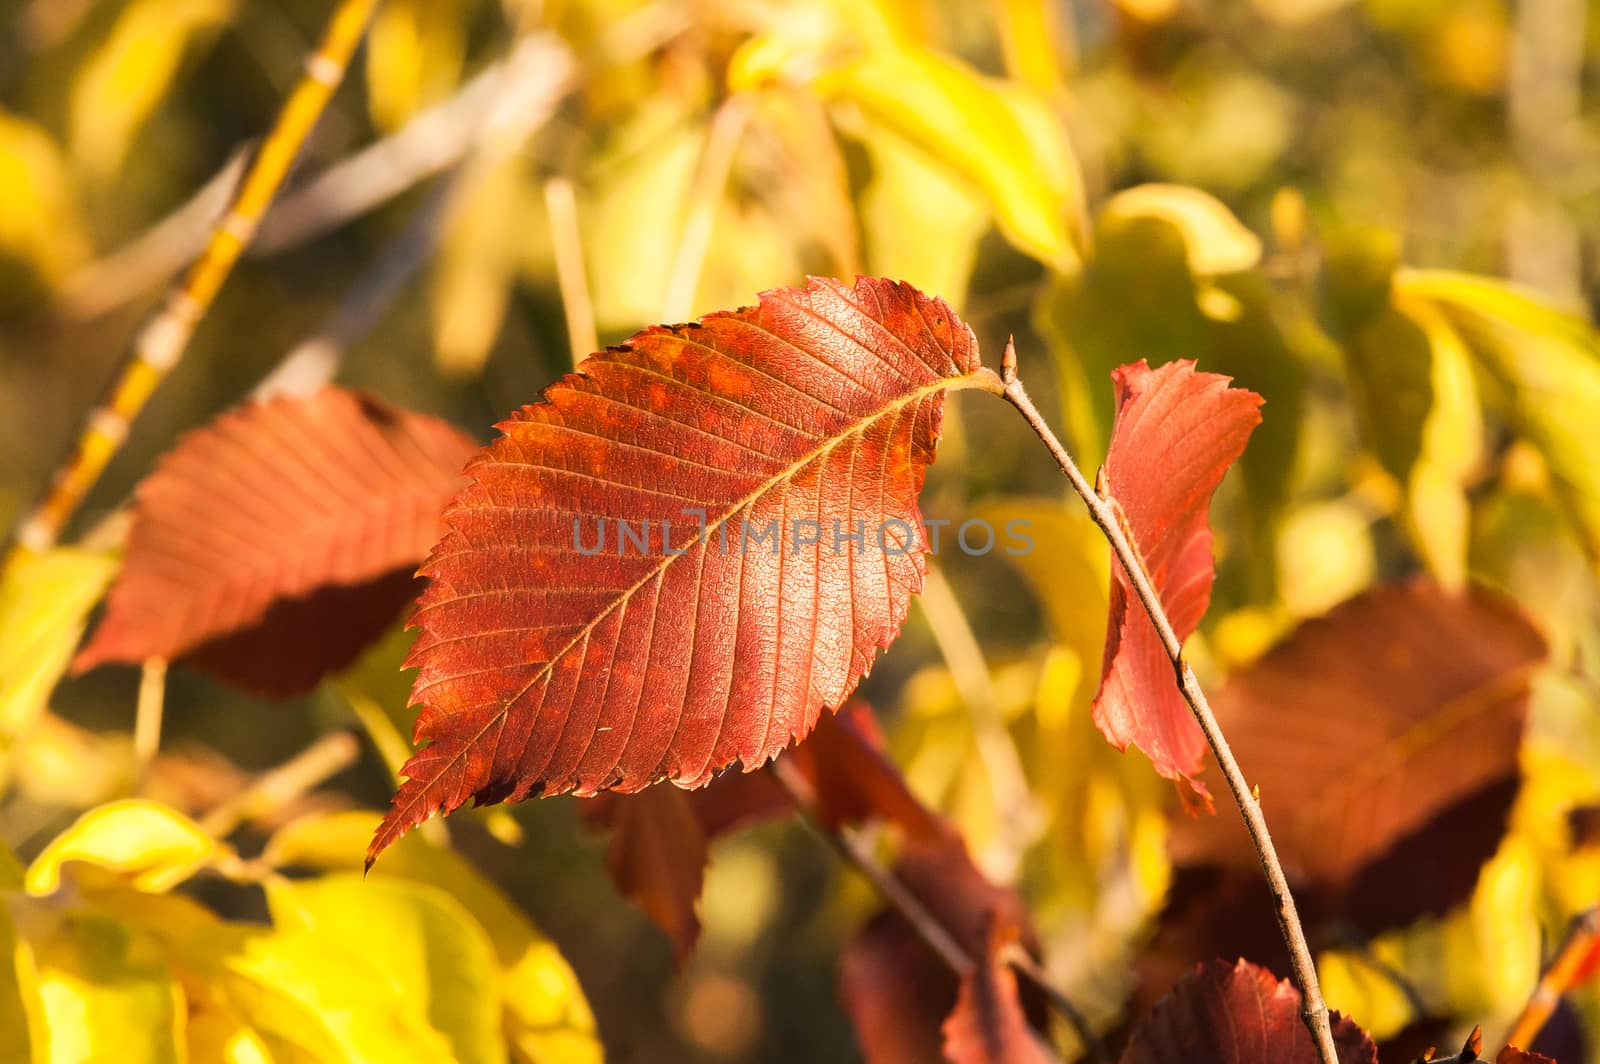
[984,342,1341,1064]
[768,758,1110,1064]
[662,94,750,322]
[7,0,381,560]
[132,658,166,782]
[915,564,1040,878]
[198,729,361,839]
[543,176,597,366]
[1504,907,1600,1050]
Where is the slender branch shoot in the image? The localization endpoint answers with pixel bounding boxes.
[994,341,1341,1064]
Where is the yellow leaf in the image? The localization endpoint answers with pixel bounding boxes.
[1100,184,1262,275]
[26,800,216,896]
[1276,500,1376,619]
[13,909,185,1064]
[0,879,30,1061]
[263,812,599,1061]
[433,154,528,376]
[69,0,234,177]
[0,112,91,286]
[815,44,1081,268]
[0,549,116,764]
[366,0,478,132]
[1400,270,1600,567]
[857,119,988,308]
[267,873,505,1064]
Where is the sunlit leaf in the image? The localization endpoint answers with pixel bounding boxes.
[69,0,235,177]
[0,547,116,774]
[266,873,505,1064]
[1400,270,1600,567]
[373,277,989,862]
[1094,360,1263,803]
[366,0,477,132]
[0,111,92,287]
[262,810,600,1062]
[13,908,185,1064]
[26,799,216,895]
[75,389,476,696]
[813,43,1081,268]
[1099,185,1262,276]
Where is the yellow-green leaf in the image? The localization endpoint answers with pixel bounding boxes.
[0,112,92,286]
[13,909,184,1064]
[266,873,505,1064]
[1099,184,1261,275]
[0,548,116,765]
[69,0,234,177]
[263,811,600,1062]
[1400,269,1600,565]
[26,800,216,896]
[815,44,1081,268]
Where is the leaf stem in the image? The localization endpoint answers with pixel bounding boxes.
[992,343,1341,1064]
[769,758,1108,1064]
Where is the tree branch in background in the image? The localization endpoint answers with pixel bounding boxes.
[989,343,1343,1064]
[6,0,382,560]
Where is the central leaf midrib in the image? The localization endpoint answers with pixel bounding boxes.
[406,369,989,808]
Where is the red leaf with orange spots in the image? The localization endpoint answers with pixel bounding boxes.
[1093,360,1262,804]
[1121,960,1376,1064]
[371,277,988,865]
[74,389,475,696]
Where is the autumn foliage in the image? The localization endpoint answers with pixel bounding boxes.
[5,3,1600,1062]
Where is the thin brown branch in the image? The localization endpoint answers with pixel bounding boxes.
[990,343,1341,1064]
[1505,906,1600,1050]
[544,176,597,366]
[768,758,1110,1064]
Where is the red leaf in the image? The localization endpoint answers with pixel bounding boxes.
[1170,581,1545,930]
[1093,360,1262,803]
[373,277,986,864]
[75,390,476,696]
[942,916,1056,1064]
[1120,960,1376,1064]
[580,700,933,964]
[579,763,790,965]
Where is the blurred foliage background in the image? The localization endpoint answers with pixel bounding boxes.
[2,0,1600,1061]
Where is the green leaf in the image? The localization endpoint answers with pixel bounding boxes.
[1098,184,1261,275]
[13,908,184,1064]
[0,890,31,1061]
[265,873,506,1064]
[1400,270,1600,565]
[0,548,117,770]
[26,800,216,895]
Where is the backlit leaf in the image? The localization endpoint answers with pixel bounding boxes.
[13,909,185,1064]
[75,389,476,696]
[1121,960,1377,1063]
[372,276,988,863]
[813,44,1081,268]
[26,799,216,895]
[1399,270,1600,566]
[1093,360,1262,802]
[266,873,505,1064]
[0,547,115,771]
